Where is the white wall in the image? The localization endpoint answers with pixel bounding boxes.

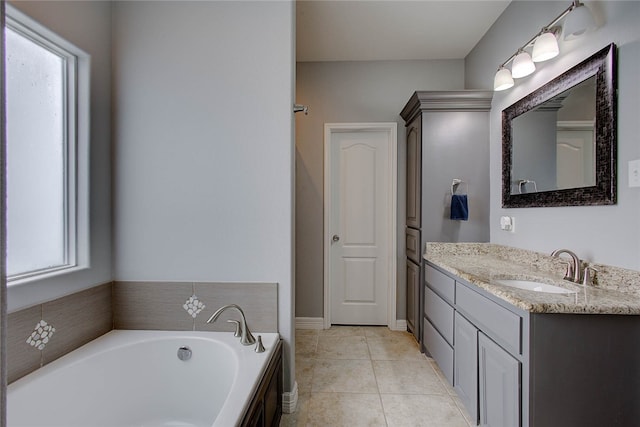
[7,1,112,312]
[466,1,640,270]
[112,1,295,391]
[295,60,465,318]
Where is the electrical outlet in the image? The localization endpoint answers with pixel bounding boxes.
[629,159,640,188]
[500,216,515,232]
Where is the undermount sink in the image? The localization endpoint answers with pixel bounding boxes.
[494,279,577,294]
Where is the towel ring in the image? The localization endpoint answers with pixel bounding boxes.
[518,179,538,194]
[451,179,468,195]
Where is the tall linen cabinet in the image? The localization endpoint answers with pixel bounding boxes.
[400,91,492,344]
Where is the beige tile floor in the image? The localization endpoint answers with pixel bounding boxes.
[280,326,473,427]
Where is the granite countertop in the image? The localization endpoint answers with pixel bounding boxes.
[425,243,640,315]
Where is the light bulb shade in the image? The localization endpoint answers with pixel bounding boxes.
[511,51,535,78]
[532,32,559,62]
[493,68,514,91]
[563,3,596,40]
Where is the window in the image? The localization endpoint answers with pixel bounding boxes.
[5,5,89,282]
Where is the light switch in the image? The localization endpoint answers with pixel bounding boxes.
[629,159,640,188]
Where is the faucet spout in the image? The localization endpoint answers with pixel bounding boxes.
[551,249,582,283]
[206,304,256,346]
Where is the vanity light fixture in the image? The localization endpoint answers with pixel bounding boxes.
[492,1,596,91]
[493,66,514,91]
[532,27,561,62]
[563,1,596,40]
[511,50,536,78]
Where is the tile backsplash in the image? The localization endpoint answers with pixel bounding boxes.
[113,281,278,333]
[7,280,278,384]
[7,283,112,383]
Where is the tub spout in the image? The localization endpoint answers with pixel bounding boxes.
[206,304,256,346]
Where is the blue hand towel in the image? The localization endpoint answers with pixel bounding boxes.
[450,194,468,221]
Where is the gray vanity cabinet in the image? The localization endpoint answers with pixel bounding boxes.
[478,332,520,427]
[426,260,640,427]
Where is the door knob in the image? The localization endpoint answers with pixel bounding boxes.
[332,235,340,242]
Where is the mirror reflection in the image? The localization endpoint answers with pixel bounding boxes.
[510,76,596,195]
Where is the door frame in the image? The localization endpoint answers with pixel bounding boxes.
[323,122,398,329]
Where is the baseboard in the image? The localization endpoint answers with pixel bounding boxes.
[390,319,408,332]
[295,317,324,330]
[296,317,407,331]
[282,381,298,414]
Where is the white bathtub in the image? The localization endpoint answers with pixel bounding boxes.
[8,330,280,427]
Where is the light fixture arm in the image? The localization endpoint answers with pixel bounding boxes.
[497,1,577,69]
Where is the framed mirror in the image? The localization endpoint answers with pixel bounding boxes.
[502,43,617,208]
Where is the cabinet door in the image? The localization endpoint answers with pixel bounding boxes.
[478,333,520,427]
[406,259,419,336]
[454,312,479,425]
[406,117,422,228]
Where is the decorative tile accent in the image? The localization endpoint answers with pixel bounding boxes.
[26,320,56,350]
[183,294,206,318]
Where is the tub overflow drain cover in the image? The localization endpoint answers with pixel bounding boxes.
[177,346,192,361]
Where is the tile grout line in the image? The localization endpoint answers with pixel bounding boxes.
[192,283,196,331]
[366,333,390,427]
[39,304,44,367]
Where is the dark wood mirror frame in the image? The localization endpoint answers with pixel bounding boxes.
[502,43,617,208]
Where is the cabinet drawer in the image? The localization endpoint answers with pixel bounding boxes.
[425,264,455,304]
[423,318,454,385]
[406,228,420,264]
[424,286,454,344]
[456,282,522,355]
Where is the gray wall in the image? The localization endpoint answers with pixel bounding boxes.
[466,1,640,270]
[419,109,491,245]
[295,60,465,319]
[111,1,295,391]
[6,1,112,312]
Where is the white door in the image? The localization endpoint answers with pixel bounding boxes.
[324,124,396,326]
[556,123,595,189]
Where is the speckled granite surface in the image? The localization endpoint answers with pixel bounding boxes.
[425,243,640,315]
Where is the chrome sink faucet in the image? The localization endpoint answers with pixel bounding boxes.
[206,304,256,346]
[550,249,582,283]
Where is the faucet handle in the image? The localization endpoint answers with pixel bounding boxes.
[582,266,598,286]
[560,260,575,281]
[255,335,266,353]
[227,320,241,337]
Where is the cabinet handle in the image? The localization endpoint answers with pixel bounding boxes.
[332,235,340,242]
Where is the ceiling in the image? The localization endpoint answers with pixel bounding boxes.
[296,0,511,62]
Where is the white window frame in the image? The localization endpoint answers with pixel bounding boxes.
[5,4,90,284]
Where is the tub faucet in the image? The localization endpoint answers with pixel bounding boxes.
[551,249,582,283]
[206,304,256,346]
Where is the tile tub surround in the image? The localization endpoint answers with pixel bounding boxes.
[6,283,113,383]
[425,243,640,314]
[113,281,278,333]
[281,326,472,427]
